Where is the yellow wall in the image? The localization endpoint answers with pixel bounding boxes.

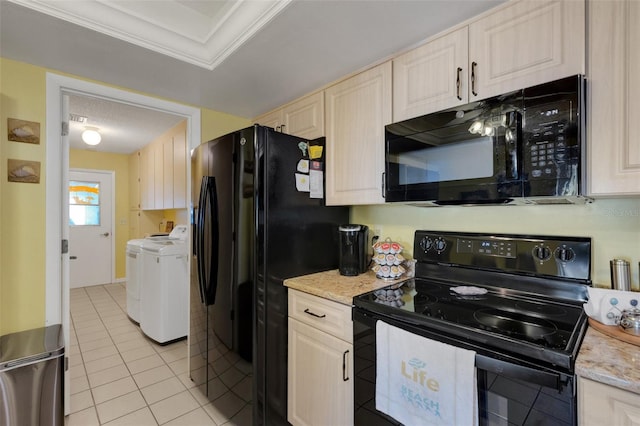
[201,109,252,143]
[69,149,130,279]
[0,58,47,333]
[0,57,251,335]
[352,198,640,289]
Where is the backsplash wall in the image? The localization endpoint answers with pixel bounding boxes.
[351,198,640,289]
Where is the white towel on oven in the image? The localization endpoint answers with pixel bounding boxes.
[375,320,477,426]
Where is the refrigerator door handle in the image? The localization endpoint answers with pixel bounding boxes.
[203,176,220,306]
[196,177,208,304]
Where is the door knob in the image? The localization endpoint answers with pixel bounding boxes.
[101,232,110,237]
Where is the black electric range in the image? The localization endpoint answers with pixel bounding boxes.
[352,230,592,426]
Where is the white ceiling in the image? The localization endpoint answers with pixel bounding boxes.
[1,0,505,154]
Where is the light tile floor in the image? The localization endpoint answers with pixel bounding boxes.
[66,283,252,425]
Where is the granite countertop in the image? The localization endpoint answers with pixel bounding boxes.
[283,269,406,305]
[576,327,640,394]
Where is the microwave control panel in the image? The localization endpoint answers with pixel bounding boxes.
[524,100,579,184]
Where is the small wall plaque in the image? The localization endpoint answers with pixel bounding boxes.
[8,118,40,144]
[8,159,41,183]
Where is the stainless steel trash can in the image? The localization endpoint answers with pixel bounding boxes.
[0,324,64,426]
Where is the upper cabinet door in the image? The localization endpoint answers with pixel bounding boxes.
[469,0,585,101]
[393,27,469,122]
[283,91,325,139]
[254,108,283,130]
[325,62,391,206]
[172,121,187,208]
[587,0,640,196]
[254,92,324,139]
[129,151,140,210]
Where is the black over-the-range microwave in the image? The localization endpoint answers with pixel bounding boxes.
[384,75,590,205]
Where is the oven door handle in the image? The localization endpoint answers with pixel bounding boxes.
[475,354,560,390]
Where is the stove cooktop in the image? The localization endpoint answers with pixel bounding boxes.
[353,277,589,371]
[361,278,584,348]
[354,231,592,371]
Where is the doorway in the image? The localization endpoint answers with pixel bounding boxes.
[45,73,201,414]
[69,169,115,288]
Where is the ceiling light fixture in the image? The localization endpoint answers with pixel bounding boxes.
[82,127,101,146]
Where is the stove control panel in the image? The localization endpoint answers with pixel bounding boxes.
[414,230,591,281]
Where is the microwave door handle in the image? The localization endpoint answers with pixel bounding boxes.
[505,111,522,180]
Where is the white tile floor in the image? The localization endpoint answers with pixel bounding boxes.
[67,283,252,425]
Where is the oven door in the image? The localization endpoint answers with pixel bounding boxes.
[384,95,523,205]
[353,309,576,426]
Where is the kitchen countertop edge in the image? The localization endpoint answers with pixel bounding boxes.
[283,269,407,306]
[575,327,640,395]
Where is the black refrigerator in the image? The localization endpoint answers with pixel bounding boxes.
[190,125,349,425]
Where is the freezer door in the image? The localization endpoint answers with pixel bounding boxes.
[205,135,235,351]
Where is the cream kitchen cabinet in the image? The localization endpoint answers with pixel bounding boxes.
[287,289,353,426]
[139,120,187,210]
[393,0,585,122]
[325,61,391,205]
[587,0,640,196]
[161,121,187,209]
[140,143,155,210]
[129,150,140,210]
[393,27,469,121]
[254,91,324,139]
[254,108,282,131]
[171,124,187,208]
[468,0,584,102]
[153,138,164,209]
[578,377,640,426]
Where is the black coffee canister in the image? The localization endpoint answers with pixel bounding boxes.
[338,224,369,276]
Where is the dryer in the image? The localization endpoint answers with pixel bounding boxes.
[139,225,189,344]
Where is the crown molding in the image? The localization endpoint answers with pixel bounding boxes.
[9,0,292,70]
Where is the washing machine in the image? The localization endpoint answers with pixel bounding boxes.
[139,225,189,344]
[125,238,146,323]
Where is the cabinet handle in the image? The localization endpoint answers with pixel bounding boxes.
[471,62,478,97]
[456,67,462,100]
[343,350,350,381]
[280,124,286,133]
[304,308,326,318]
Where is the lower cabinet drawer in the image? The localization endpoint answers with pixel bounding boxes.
[288,288,353,343]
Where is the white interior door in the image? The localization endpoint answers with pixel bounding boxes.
[61,94,71,416]
[69,169,114,288]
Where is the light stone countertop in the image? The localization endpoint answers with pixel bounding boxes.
[283,269,407,305]
[576,327,640,394]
